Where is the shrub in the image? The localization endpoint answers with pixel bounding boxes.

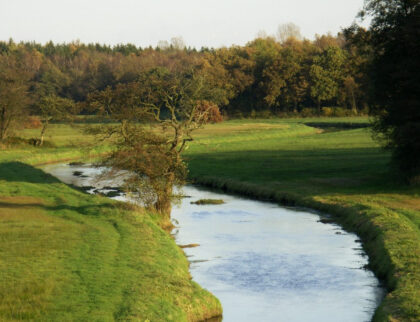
[195,100,224,123]
[322,107,333,116]
[258,110,273,119]
[332,107,350,117]
[301,108,315,117]
[24,116,42,129]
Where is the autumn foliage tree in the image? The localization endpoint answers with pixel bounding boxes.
[0,33,376,121]
[310,46,346,112]
[90,67,222,217]
[0,49,41,141]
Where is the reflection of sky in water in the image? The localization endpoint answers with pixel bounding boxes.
[191,209,254,218]
[208,252,363,293]
[41,165,384,322]
[172,185,384,322]
[213,233,242,243]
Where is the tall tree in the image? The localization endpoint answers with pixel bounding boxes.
[342,26,373,113]
[0,54,32,141]
[363,0,420,182]
[276,23,302,43]
[262,42,308,112]
[309,46,346,112]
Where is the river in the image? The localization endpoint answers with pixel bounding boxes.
[41,163,384,322]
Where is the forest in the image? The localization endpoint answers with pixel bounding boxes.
[0,25,370,125]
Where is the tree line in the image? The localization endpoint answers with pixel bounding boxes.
[0,26,371,134]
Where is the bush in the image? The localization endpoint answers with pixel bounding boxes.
[258,110,273,119]
[24,116,42,129]
[301,108,316,117]
[0,136,31,147]
[332,107,350,117]
[196,101,224,123]
[322,107,333,116]
[322,107,356,117]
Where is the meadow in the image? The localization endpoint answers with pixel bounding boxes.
[0,126,222,321]
[186,117,420,321]
[1,117,419,321]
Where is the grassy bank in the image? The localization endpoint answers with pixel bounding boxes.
[0,126,222,321]
[0,124,112,165]
[3,118,419,320]
[186,117,420,321]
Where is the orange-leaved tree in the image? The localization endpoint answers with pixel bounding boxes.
[88,67,223,217]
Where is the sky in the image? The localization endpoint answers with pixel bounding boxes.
[0,0,368,48]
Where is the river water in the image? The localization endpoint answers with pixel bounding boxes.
[41,163,384,322]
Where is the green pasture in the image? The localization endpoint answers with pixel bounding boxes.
[1,116,419,321]
[0,126,221,321]
[0,124,110,165]
[187,117,420,322]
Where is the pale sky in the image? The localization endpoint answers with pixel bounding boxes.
[0,0,367,48]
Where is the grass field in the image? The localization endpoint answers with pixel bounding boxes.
[1,117,419,321]
[0,126,222,321]
[186,117,420,322]
[0,124,110,165]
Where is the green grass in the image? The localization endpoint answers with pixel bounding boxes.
[2,118,419,321]
[190,199,225,205]
[0,124,111,166]
[0,127,222,321]
[186,118,420,322]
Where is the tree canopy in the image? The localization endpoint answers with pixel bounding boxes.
[362,0,420,182]
[0,32,374,122]
[88,67,223,216]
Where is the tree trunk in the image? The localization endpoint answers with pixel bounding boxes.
[121,120,129,141]
[154,171,175,218]
[350,89,357,114]
[39,121,48,146]
[317,98,321,114]
[293,99,298,113]
[0,107,6,141]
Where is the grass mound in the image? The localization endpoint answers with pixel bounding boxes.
[0,161,221,321]
[191,199,225,205]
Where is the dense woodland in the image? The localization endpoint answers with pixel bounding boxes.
[0,26,370,125]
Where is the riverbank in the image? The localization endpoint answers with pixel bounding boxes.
[3,118,419,321]
[186,118,420,322]
[0,131,222,320]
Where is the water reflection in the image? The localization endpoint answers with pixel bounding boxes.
[172,186,384,322]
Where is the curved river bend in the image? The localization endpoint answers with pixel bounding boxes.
[41,163,384,322]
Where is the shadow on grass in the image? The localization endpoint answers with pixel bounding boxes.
[304,122,370,131]
[186,147,415,196]
[0,200,114,218]
[0,162,60,184]
[0,162,118,217]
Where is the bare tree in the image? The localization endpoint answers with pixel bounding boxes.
[276,23,302,43]
[157,40,170,50]
[170,36,186,50]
